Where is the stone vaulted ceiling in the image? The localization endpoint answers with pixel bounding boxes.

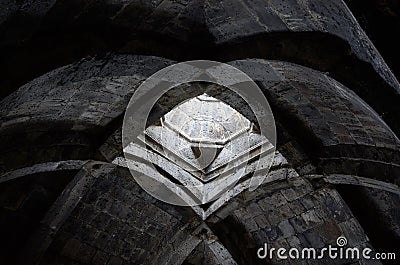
[0,0,400,265]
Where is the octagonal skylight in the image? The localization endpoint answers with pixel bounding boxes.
[123,93,274,206]
[163,94,251,145]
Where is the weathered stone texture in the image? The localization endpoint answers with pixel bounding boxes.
[2,0,398,93]
[39,165,195,265]
[0,0,400,263]
[214,177,378,264]
[0,55,174,173]
[205,0,399,91]
[232,59,400,183]
[0,55,173,134]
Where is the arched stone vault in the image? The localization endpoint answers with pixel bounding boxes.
[1,0,400,136]
[2,55,398,183]
[1,0,400,264]
[0,54,399,264]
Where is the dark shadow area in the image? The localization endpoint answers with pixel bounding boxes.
[2,29,399,138]
[336,185,400,265]
[208,216,262,265]
[344,0,400,78]
[0,170,77,264]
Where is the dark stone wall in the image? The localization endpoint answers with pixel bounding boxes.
[0,1,399,265]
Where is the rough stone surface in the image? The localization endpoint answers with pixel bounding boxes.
[1,0,400,139]
[231,59,400,184]
[0,1,400,264]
